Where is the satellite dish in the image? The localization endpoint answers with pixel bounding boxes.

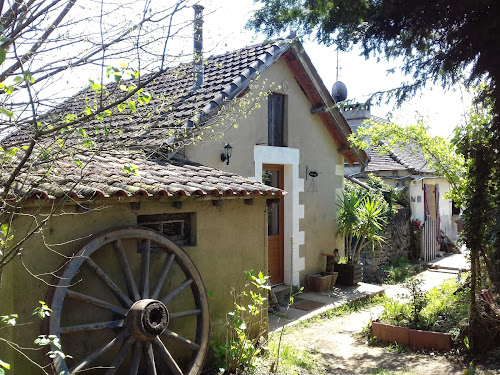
[332,81,348,102]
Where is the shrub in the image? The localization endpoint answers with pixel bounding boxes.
[380,279,470,334]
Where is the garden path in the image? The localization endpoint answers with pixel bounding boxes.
[269,254,472,374]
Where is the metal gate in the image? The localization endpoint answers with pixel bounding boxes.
[421,216,439,262]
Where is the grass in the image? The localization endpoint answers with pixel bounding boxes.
[276,293,389,331]
[381,257,423,284]
[257,294,390,374]
[266,342,317,374]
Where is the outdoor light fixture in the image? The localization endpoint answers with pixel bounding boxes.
[220,143,232,165]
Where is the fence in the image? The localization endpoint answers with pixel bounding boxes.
[421,216,439,262]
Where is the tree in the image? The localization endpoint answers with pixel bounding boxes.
[0,2,273,371]
[336,178,389,264]
[248,0,500,118]
[350,115,500,352]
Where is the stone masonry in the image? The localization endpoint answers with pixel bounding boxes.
[360,207,412,282]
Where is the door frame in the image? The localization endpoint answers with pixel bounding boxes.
[253,145,305,286]
[264,164,285,284]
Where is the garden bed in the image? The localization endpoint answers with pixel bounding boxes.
[371,321,452,351]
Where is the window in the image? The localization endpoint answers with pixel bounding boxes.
[268,93,285,146]
[138,213,196,246]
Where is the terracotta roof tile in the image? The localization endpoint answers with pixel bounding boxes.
[1,152,284,201]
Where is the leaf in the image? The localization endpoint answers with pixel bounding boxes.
[0,108,13,118]
[0,49,6,65]
[123,163,139,175]
[0,358,10,370]
[127,101,136,112]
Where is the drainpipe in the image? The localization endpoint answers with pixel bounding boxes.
[193,4,204,90]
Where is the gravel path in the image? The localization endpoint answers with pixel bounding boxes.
[272,269,468,374]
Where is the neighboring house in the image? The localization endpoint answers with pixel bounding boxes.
[0,32,365,373]
[343,105,461,244]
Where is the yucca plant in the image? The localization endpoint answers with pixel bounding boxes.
[336,187,388,264]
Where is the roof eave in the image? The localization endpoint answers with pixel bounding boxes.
[283,41,367,167]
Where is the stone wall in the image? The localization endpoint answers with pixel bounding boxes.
[360,207,412,282]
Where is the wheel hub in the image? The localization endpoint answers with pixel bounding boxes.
[127,299,169,340]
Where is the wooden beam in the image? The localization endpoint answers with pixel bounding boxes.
[310,105,327,114]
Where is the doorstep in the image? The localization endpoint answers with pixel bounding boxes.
[268,282,385,333]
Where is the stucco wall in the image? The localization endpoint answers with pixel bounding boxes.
[184,59,345,285]
[0,196,268,373]
[362,170,458,242]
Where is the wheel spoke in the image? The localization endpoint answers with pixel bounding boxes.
[162,329,200,351]
[69,329,128,374]
[66,290,128,315]
[161,278,193,305]
[144,341,157,375]
[140,239,151,299]
[85,258,133,307]
[169,309,201,320]
[151,253,175,300]
[129,341,141,375]
[113,239,140,301]
[105,335,135,375]
[61,320,124,334]
[153,337,183,375]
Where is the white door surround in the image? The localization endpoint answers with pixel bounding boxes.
[252,145,305,286]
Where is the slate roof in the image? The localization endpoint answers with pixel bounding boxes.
[1,152,284,200]
[366,143,433,174]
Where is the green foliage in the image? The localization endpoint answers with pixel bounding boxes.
[336,181,388,264]
[249,1,499,107]
[267,342,315,374]
[212,271,269,373]
[33,301,51,320]
[380,279,470,334]
[382,257,421,284]
[349,119,465,201]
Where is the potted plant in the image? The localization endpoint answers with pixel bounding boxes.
[335,186,388,285]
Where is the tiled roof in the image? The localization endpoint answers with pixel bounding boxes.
[4,37,365,166]
[7,41,291,150]
[1,152,284,200]
[2,38,365,202]
[366,143,433,174]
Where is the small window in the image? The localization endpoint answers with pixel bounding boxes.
[268,93,285,146]
[452,201,461,216]
[138,213,196,246]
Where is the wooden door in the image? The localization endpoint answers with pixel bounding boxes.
[263,164,284,284]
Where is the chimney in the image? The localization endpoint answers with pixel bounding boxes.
[193,4,204,90]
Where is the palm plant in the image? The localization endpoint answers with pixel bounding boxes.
[336,187,388,264]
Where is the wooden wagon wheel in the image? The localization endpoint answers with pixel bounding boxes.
[48,227,210,375]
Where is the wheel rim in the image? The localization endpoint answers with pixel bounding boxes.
[49,227,210,375]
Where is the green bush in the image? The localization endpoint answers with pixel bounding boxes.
[380,279,470,334]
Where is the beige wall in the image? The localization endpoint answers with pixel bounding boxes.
[0,196,268,373]
[185,59,346,284]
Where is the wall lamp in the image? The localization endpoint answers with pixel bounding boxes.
[220,143,232,165]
